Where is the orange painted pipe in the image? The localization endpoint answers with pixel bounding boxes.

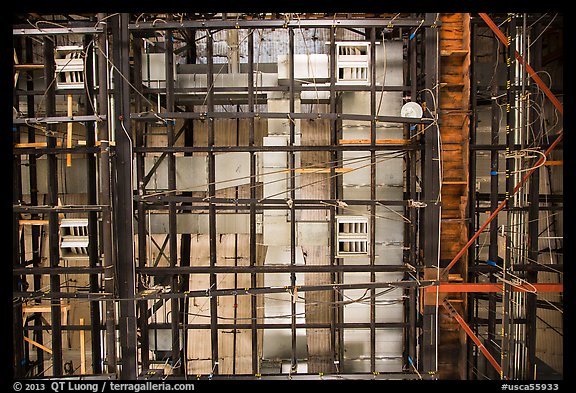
[478,13,563,115]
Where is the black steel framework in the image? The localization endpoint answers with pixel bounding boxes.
[467,14,563,380]
[12,13,441,380]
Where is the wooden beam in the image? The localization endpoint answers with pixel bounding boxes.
[67,95,73,167]
[19,219,49,226]
[14,142,62,148]
[24,336,53,355]
[442,180,467,185]
[13,64,44,70]
[338,139,410,145]
[79,318,86,374]
[544,160,562,166]
[440,49,469,58]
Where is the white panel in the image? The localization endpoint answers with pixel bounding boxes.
[142,155,207,191]
[262,136,289,168]
[262,329,307,360]
[376,40,404,85]
[342,358,403,373]
[343,328,404,359]
[176,156,207,191]
[263,216,291,245]
[139,213,251,234]
[214,152,250,190]
[297,222,329,246]
[142,53,177,87]
[277,54,329,81]
[262,171,289,201]
[267,98,301,135]
[264,245,305,265]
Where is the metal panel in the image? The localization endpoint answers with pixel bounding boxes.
[215,152,251,189]
[277,54,330,82]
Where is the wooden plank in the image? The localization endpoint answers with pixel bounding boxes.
[67,94,73,167]
[24,336,53,355]
[79,318,86,374]
[19,219,49,226]
[440,49,469,58]
[13,64,45,70]
[14,142,62,148]
[544,160,563,166]
[338,139,409,145]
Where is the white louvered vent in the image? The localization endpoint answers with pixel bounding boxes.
[336,42,370,85]
[60,218,89,259]
[336,216,369,256]
[55,46,85,90]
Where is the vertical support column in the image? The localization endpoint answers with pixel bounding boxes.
[487,80,500,380]
[525,21,542,380]
[328,25,339,372]
[96,13,117,375]
[165,27,181,376]
[501,14,517,380]
[408,25,418,367]
[24,35,45,376]
[247,27,259,375]
[111,13,138,379]
[179,28,196,378]
[288,27,297,373]
[369,27,377,374]
[84,33,103,374]
[206,30,219,376]
[467,20,478,380]
[13,38,25,378]
[422,13,440,376]
[132,32,150,372]
[43,36,63,377]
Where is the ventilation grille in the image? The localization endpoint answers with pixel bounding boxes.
[60,218,89,258]
[336,42,370,85]
[55,46,85,90]
[336,216,369,256]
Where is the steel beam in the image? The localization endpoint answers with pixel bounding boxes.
[131,111,430,124]
[129,18,441,30]
[247,27,259,375]
[84,32,103,374]
[134,145,421,153]
[111,13,137,379]
[478,13,563,114]
[206,30,219,376]
[24,34,45,376]
[525,22,543,378]
[96,13,117,375]
[442,299,503,377]
[43,36,63,377]
[328,27,339,370]
[288,27,297,373]
[18,279,425,300]
[164,26,182,376]
[132,31,150,373]
[421,13,440,375]
[13,115,105,124]
[13,26,104,36]
[369,26,377,373]
[13,45,25,378]
[425,283,563,293]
